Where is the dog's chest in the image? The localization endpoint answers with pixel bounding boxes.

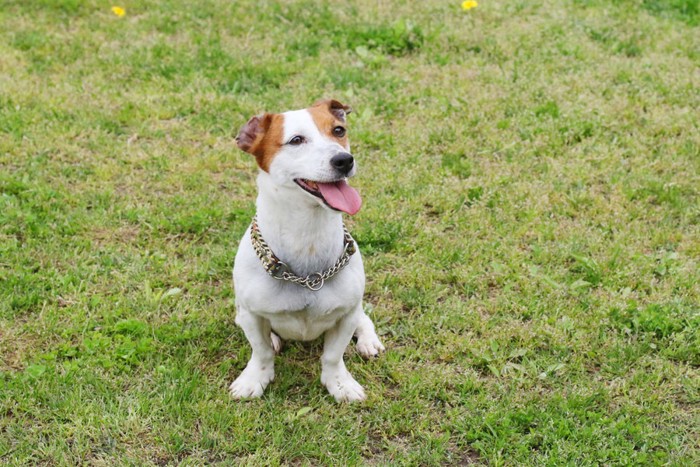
[264,305,349,341]
[235,249,364,341]
[258,270,363,339]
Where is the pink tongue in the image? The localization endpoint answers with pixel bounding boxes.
[317,180,362,215]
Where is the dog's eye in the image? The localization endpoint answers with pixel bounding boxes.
[288,135,306,146]
[332,126,346,138]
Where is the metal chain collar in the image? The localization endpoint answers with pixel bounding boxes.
[249,215,356,291]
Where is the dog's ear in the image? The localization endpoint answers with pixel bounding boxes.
[236,114,272,154]
[313,99,352,123]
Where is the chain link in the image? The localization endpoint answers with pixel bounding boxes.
[250,215,356,291]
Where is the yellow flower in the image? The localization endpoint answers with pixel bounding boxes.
[111,6,126,17]
[462,1,478,10]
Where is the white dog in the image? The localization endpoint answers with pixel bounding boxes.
[230,99,384,402]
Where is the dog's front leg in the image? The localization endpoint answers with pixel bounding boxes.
[321,308,366,402]
[230,308,275,399]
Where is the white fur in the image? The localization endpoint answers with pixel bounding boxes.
[230,108,384,402]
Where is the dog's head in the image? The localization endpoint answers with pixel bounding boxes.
[236,99,361,215]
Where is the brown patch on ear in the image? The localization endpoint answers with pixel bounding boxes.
[236,115,264,153]
[309,99,351,149]
[312,99,352,123]
[235,113,284,172]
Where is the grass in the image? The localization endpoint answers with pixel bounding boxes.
[1,0,698,464]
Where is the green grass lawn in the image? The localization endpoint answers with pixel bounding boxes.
[1,0,699,464]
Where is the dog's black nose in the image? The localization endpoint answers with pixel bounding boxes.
[330,152,354,175]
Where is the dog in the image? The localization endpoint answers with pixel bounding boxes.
[230,99,385,402]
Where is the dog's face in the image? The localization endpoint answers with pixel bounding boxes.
[236,99,361,215]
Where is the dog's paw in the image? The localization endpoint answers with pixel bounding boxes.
[321,369,366,403]
[229,366,274,399]
[356,334,385,359]
[270,332,283,355]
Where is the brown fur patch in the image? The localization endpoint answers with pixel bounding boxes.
[237,113,285,172]
[308,101,350,150]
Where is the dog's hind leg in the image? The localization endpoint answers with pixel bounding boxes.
[230,309,276,399]
[270,332,283,354]
[355,311,385,358]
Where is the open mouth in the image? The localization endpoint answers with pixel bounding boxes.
[294,178,362,215]
[295,178,322,197]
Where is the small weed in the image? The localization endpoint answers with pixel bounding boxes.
[535,100,560,119]
[609,304,688,339]
[353,220,403,256]
[642,0,700,25]
[442,152,472,178]
[569,253,603,287]
[339,21,426,56]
